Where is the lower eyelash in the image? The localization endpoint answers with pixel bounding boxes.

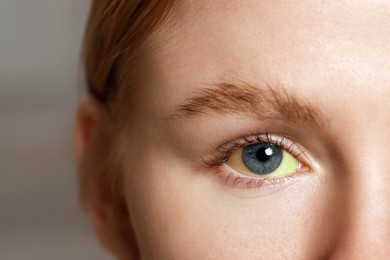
[211,167,301,190]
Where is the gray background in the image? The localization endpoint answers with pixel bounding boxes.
[1,1,112,259]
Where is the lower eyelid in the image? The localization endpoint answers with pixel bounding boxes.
[211,165,311,191]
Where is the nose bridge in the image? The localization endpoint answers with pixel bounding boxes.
[330,123,390,258]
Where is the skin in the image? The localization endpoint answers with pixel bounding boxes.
[77,0,390,259]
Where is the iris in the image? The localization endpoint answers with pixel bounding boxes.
[242,143,283,175]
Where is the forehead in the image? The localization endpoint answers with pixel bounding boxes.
[135,0,390,116]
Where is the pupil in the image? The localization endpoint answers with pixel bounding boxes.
[256,147,273,162]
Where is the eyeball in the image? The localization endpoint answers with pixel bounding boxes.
[226,142,300,177]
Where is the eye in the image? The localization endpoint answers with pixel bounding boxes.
[226,142,299,178]
[202,133,311,189]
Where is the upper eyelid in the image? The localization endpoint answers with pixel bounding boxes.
[219,133,300,156]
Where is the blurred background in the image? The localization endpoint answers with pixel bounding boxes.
[1,1,111,259]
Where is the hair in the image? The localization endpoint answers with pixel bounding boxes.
[84,0,175,105]
[81,0,175,200]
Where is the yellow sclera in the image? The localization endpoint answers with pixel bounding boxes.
[226,148,299,177]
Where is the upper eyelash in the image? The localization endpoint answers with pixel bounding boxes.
[203,132,304,169]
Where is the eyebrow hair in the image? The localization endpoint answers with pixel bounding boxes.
[169,82,330,128]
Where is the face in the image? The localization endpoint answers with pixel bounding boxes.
[103,0,390,259]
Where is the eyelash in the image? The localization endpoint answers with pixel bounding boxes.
[202,132,311,189]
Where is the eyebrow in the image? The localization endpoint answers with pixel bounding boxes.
[168,82,330,128]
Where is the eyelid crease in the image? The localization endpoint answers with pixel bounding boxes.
[168,82,330,128]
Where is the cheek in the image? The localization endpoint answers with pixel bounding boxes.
[123,144,337,260]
